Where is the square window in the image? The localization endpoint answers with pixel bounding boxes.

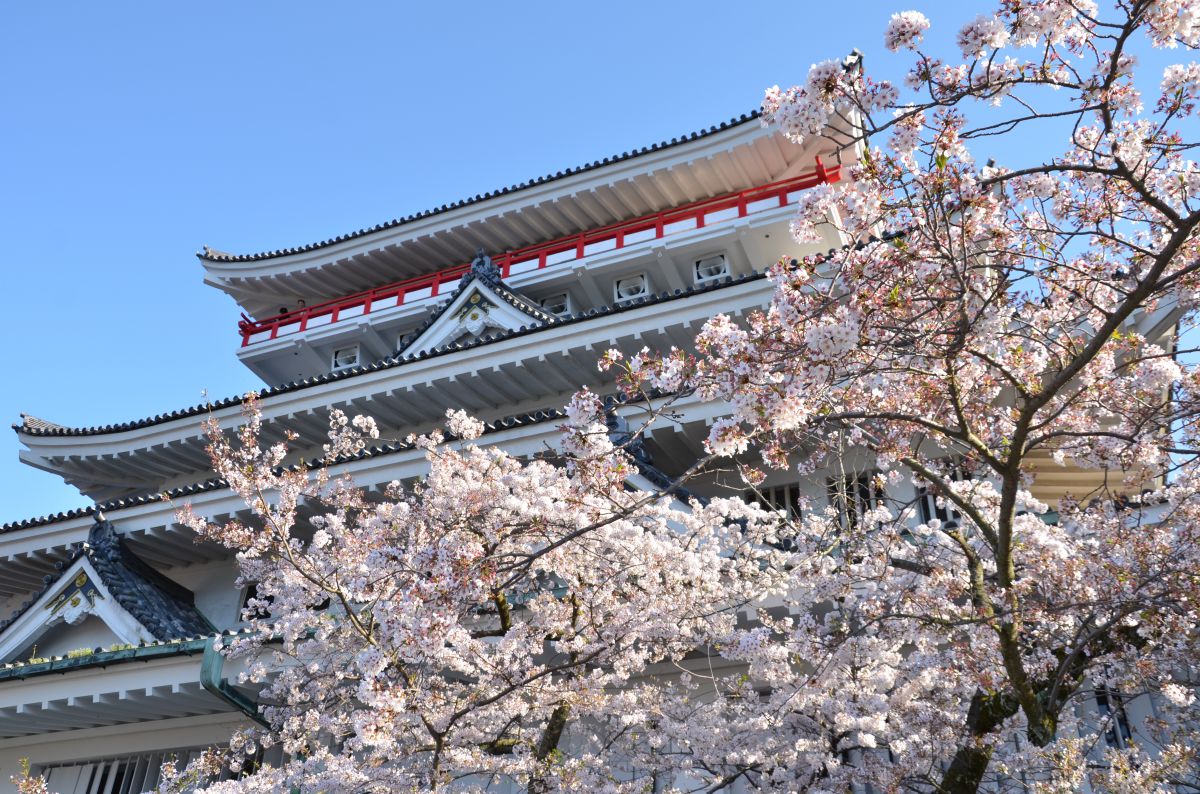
[332,345,359,370]
[614,274,649,301]
[694,254,729,282]
[539,293,571,316]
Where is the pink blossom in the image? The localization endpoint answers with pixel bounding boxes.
[885,11,930,51]
[444,408,484,440]
[956,15,1010,58]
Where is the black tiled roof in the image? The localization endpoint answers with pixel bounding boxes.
[1,385,686,537]
[17,415,65,433]
[0,517,215,641]
[14,268,772,438]
[1,404,574,535]
[84,517,216,639]
[199,113,760,264]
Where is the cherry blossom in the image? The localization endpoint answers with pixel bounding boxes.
[884,10,930,52]
[151,401,789,792]
[956,14,1010,58]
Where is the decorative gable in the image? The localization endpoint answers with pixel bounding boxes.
[46,568,105,628]
[398,250,557,357]
[0,557,152,663]
[0,517,214,663]
[452,290,504,340]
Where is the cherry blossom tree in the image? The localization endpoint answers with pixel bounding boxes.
[617,0,1200,789]
[165,395,786,793]
[18,2,1200,792]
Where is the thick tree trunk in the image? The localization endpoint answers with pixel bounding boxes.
[939,689,1018,793]
[536,703,572,760]
[940,745,993,794]
[528,703,571,793]
[530,596,580,793]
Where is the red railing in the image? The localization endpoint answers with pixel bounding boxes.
[238,159,841,346]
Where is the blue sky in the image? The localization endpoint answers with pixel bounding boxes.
[0,2,1174,524]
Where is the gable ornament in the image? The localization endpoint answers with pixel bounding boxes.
[45,570,104,627]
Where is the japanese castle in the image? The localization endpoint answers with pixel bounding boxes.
[0,106,1167,792]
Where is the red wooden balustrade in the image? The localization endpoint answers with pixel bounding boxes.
[238,159,841,346]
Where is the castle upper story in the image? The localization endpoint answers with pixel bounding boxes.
[11,112,853,504]
[205,113,844,384]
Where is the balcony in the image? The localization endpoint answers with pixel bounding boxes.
[236,160,841,347]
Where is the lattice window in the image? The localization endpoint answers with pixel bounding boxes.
[743,482,803,550]
[39,745,280,794]
[240,582,270,620]
[916,464,969,530]
[827,471,884,531]
[745,482,804,518]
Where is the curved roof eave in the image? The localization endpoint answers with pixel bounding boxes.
[2,397,628,535]
[197,111,762,267]
[1,377,698,537]
[15,269,782,440]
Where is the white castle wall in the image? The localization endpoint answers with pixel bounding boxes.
[28,617,119,661]
[169,561,243,631]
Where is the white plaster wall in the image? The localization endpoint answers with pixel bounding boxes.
[28,617,119,660]
[166,560,244,630]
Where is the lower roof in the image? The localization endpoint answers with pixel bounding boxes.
[0,633,233,682]
[2,403,570,535]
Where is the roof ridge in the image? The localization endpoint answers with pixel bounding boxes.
[198,112,760,264]
[18,414,66,432]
